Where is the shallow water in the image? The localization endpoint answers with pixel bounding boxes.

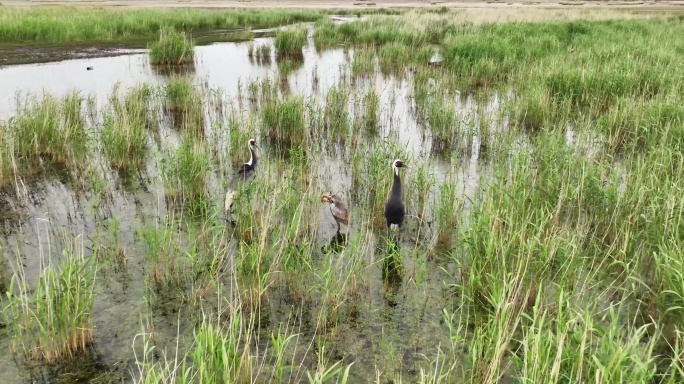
[0,31,497,383]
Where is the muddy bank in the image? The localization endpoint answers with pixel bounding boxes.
[0,44,143,66]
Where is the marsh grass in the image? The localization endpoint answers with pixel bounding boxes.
[0,7,330,44]
[149,27,195,66]
[160,136,211,201]
[378,42,411,75]
[274,27,308,58]
[360,87,380,134]
[351,47,375,76]
[139,218,189,299]
[435,179,457,245]
[4,10,684,384]
[249,42,273,64]
[118,83,156,130]
[165,76,205,133]
[426,92,457,154]
[411,165,432,220]
[323,85,350,139]
[5,234,97,365]
[262,96,307,148]
[102,86,147,171]
[8,92,88,173]
[131,312,245,383]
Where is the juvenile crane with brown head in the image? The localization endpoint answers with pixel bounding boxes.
[321,193,349,233]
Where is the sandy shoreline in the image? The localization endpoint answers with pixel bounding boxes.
[3,0,684,9]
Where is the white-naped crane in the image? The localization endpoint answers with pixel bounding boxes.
[225,138,258,214]
[321,193,349,233]
[383,159,406,235]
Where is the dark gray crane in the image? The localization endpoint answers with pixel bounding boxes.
[383,159,406,234]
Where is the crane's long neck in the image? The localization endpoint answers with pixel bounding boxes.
[391,167,402,200]
[247,144,257,166]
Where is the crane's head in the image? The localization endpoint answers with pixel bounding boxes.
[248,139,257,148]
[320,193,332,203]
[392,159,406,176]
[392,159,405,169]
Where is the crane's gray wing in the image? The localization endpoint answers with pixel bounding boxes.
[329,195,349,225]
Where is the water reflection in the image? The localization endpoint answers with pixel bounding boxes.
[151,62,196,77]
[322,231,348,253]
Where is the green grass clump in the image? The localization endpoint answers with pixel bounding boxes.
[351,47,375,76]
[0,7,330,44]
[149,27,195,66]
[324,85,350,137]
[425,93,457,153]
[361,87,380,133]
[4,235,97,365]
[15,92,87,165]
[102,87,148,171]
[262,97,306,148]
[165,76,205,133]
[4,91,88,183]
[274,27,307,57]
[120,83,156,129]
[378,42,410,74]
[314,14,431,50]
[166,76,196,112]
[435,180,457,244]
[160,136,211,201]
